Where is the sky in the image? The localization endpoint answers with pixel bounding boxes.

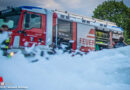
[0,0,130,17]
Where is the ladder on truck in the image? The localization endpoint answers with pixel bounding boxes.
[54,9,117,28]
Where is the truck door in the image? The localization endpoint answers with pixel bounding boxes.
[53,19,77,50]
[77,23,95,52]
[20,11,46,47]
[57,19,73,49]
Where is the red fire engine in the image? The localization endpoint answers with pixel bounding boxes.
[0,6,123,53]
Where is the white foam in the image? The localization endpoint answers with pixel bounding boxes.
[0,46,130,90]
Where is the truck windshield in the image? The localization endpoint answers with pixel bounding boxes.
[0,14,20,29]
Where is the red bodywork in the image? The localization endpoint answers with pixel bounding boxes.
[72,22,77,50]
[9,10,95,52]
[0,77,3,82]
[9,10,46,48]
[80,29,95,52]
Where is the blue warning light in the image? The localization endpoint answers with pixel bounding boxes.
[20,6,42,10]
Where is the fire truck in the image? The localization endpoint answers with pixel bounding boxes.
[0,6,123,54]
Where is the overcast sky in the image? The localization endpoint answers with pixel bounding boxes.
[0,0,130,17]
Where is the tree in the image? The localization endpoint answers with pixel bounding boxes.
[93,0,130,44]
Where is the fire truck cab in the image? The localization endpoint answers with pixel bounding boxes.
[0,6,124,52]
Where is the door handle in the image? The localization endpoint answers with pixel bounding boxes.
[39,38,42,42]
[17,30,27,36]
[17,30,22,33]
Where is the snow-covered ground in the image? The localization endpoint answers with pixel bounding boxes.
[0,45,130,90]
